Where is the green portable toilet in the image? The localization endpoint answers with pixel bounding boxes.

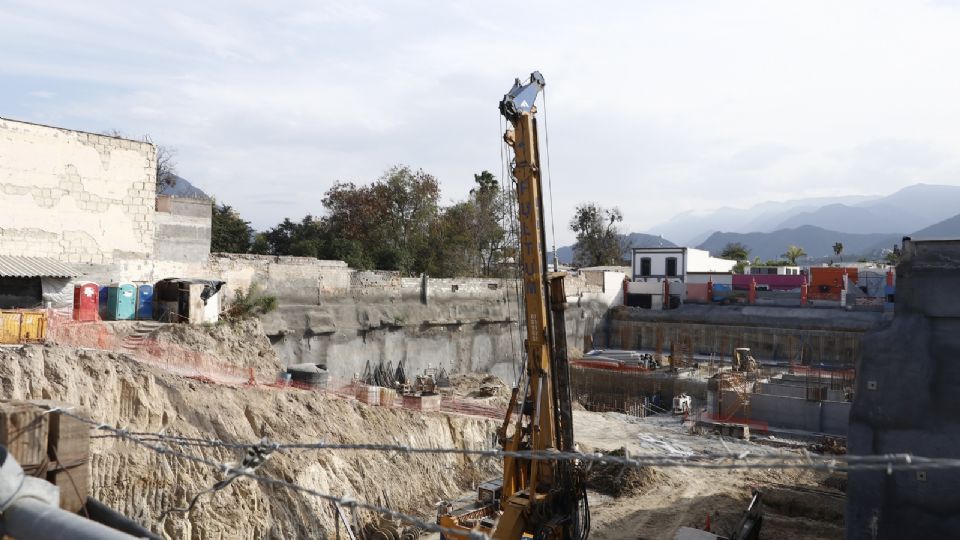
[107,282,137,320]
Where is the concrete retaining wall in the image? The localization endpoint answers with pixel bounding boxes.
[602,305,879,366]
[722,390,849,435]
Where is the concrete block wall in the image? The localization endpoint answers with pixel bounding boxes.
[604,314,867,366]
[722,390,849,435]
[0,118,156,264]
[848,239,960,539]
[153,196,212,263]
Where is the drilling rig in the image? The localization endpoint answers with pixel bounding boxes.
[437,72,589,539]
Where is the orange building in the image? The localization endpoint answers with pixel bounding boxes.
[808,267,859,301]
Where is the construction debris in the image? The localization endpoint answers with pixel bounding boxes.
[584,447,667,498]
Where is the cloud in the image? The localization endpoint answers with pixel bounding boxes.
[2,0,960,245]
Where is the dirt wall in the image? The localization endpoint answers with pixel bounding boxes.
[0,343,498,539]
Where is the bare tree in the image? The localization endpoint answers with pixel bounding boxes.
[141,135,178,194]
[102,130,177,194]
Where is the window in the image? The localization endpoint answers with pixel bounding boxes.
[665,257,678,277]
[639,257,651,277]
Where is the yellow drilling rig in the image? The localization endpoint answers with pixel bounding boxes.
[437,72,590,539]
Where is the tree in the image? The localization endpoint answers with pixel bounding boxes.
[250,233,270,255]
[261,215,326,258]
[102,130,177,193]
[569,203,626,267]
[884,244,902,265]
[322,165,440,272]
[466,171,508,276]
[833,242,844,262]
[153,143,178,194]
[211,204,253,253]
[720,242,750,261]
[782,245,807,265]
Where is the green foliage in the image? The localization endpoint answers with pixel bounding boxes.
[249,233,269,255]
[833,242,844,262]
[732,261,748,274]
[782,245,808,265]
[720,242,750,261]
[211,204,254,253]
[211,165,526,278]
[884,244,902,265]
[569,203,626,267]
[227,283,278,319]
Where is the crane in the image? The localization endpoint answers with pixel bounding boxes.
[438,72,589,540]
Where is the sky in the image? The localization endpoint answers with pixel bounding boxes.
[3,0,960,247]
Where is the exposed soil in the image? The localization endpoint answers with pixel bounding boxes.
[0,339,498,539]
[576,413,844,540]
[149,317,283,374]
[442,373,511,408]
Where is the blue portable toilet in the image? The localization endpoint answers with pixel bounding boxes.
[98,285,109,320]
[136,284,154,320]
[107,282,137,320]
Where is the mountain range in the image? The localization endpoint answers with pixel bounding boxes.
[646,184,960,245]
[556,183,960,264]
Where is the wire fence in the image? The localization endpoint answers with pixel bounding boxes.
[49,406,489,540]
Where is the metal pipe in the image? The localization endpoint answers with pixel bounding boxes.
[2,497,138,540]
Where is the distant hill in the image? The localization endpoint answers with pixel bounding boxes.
[646,183,960,243]
[556,232,675,265]
[910,213,960,240]
[645,194,877,245]
[774,203,907,234]
[158,174,211,200]
[697,225,902,262]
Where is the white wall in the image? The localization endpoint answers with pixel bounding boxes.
[632,248,685,279]
[686,273,734,285]
[686,248,736,273]
[0,118,157,264]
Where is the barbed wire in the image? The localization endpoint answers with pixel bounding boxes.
[85,418,960,474]
[47,407,488,540]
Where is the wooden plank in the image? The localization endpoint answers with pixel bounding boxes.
[0,401,49,475]
[46,462,89,514]
[29,400,89,469]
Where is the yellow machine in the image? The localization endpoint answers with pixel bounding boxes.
[438,72,590,540]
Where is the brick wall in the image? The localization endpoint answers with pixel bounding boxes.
[154,196,212,262]
[0,118,156,264]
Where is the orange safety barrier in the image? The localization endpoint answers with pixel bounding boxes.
[45,309,503,419]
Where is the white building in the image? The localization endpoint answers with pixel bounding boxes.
[747,265,802,276]
[630,247,735,281]
[626,247,735,309]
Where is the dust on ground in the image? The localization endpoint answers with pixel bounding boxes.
[442,373,511,408]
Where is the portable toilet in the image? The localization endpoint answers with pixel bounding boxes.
[98,285,109,320]
[72,282,100,321]
[136,284,154,320]
[107,282,137,320]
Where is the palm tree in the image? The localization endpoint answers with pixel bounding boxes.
[833,242,844,262]
[783,245,807,265]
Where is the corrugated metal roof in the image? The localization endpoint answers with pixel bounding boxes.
[0,256,81,278]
